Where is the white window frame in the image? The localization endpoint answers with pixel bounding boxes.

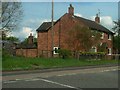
[108,34,112,40]
[91,46,97,52]
[108,48,112,55]
[100,43,102,46]
[53,47,59,54]
[101,33,104,39]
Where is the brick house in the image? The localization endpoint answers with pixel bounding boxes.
[36,4,114,58]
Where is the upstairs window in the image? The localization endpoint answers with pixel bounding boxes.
[101,33,104,39]
[108,34,112,40]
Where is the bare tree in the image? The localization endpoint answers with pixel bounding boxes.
[1,1,23,32]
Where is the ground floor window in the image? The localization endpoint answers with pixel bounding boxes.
[90,46,97,52]
[53,47,59,54]
[108,48,112,55]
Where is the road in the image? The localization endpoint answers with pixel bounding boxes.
[2,66,119,89]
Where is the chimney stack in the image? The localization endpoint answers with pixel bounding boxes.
[28,33,33,45]
[68,4,74,15]
[95,14,100,23]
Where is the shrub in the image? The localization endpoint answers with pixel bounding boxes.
[58,49,71,59]
[79,52,106,60]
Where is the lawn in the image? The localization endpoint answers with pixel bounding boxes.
[2,56,118,71]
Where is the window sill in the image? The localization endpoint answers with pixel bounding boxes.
[108,39,111,40]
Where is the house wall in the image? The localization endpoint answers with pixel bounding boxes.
[37,32,49,57]
[101,33,113,54]
[16,49,37,57]
[37,14,113,58]
[47,14,85,51]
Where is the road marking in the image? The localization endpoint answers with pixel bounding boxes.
[15,79,22,81]
[57,73,77,77]
[25,78,40,81]
[40,78,77,89]
[3,81,17,84]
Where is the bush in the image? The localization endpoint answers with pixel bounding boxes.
[58,49,71,59]
[80,52,106,55]
[79,52,106,60]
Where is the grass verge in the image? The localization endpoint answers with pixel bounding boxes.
[2,56,118,71]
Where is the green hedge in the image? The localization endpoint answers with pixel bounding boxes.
[80,52,106,55]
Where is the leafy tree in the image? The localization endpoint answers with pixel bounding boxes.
[113,20,120,36]
[21,37,37,46]
[6,36,20,42]
[113,36,120,54]
[66,25,101,52]
[65,25,101,58]
[112,20,120,54]
[97,42,107,52]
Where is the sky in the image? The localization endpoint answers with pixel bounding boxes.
[9,1,118,41]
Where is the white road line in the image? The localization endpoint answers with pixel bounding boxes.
[57,73,77,77]
[3,81,17,84]
[15,79,22,81]
[40,78,77,89]
[25,78,40,81]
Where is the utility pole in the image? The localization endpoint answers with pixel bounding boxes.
[51,0,54,57]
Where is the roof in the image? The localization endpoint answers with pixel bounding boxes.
[36,13,67,32]
[36,13,113,34]
[36,22,52,32]
[74,16,113,34]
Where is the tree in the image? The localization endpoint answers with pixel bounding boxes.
[113,36,120,54]
[65,25,101,58]
[1,2,23,35]
[6,36,20,43]
[66,25,101,52]
[113,20,120,36]
[112,20,120,54]
[21,37,37,47]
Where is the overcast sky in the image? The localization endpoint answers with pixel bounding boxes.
[9,1,118,41]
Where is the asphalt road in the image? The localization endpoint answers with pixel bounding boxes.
[2,66,119,89]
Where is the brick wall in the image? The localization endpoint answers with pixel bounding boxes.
[101,33,113,54]
[37,32,48,57]
[16,49,37,57]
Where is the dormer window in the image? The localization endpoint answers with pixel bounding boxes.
[108,34,112,40]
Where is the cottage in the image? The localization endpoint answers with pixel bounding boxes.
[36,4,114,58]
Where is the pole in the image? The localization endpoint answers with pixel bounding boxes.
[51,0,54,57]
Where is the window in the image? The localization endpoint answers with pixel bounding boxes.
[101,33,104,39]
[108,34,112,40]
[91,46,97,52]
[100,43,102,46]
[108,48,112,55]
[53,47,59,54]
